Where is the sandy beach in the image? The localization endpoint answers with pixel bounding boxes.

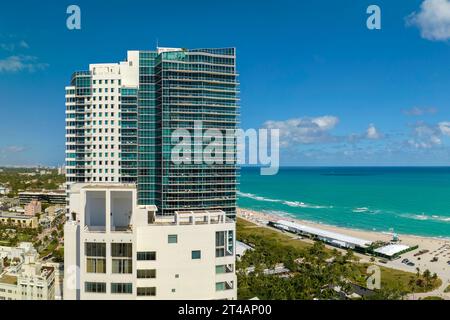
[238,207,450,299]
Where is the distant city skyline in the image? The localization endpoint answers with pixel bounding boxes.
[1,0,450,166]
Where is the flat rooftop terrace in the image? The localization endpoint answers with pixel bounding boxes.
[0,274,17,285]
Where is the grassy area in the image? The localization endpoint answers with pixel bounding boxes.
[421,296,444,300]
[0,225,38,246]
[356,264,441,293]
[237,217,312,251]
[39,240,58,258]
[444,285,450,293]
[237,217,441,296]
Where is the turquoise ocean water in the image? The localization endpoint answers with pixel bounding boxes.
[238,167,450,238]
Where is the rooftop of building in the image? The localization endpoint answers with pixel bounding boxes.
[0,212,36,219]
[19,189,65,195]
[151,210,234,226]
[81,183,136,190]
[0,274,17,285]
[274,220,373,248]
[374,244,411,257]
[0,243,53,283]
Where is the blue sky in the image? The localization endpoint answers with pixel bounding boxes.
[1,0,450,166]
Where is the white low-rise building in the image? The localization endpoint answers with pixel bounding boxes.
[374,244,412,259]
[0,243,55,300]
[64,184,236,300]
[273,220,373,250]
[0,185,9,195]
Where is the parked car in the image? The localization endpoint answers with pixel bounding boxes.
[407,262,415,266]
[402,258,409,264]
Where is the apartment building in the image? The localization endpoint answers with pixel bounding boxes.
[0,243,55,300]
[24,200,42,216]
[19,190,66,205]
[65,47,239,217]
[64,47,238,300]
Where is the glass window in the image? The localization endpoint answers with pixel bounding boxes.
[112,259,132,274]
[215,282,225,291]
[137,251,156,261]
[85,243,106,257]
[85,282,106,293]
[168,234,178,244]
[111,283,132,294]
[191,250,201,260]
[216,281,234,291]
[137,287,156,296]
[215,265,226,274]
[86,258,106,273]
[111,243,132,257]
[215,231,234,257]
[216,264,234,274]
[137,269,156,279]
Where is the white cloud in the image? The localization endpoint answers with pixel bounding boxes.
[438,121,450,135]
[403,106,438,116]
[0,39,29,52]
[19,40,29,49]
[406,0,450,41]
[263,116,387,148]
[366,124,382,139]
[263,115,339,146]
[0,145,26,154]
[407,122,442,148]
[0,55,48,73]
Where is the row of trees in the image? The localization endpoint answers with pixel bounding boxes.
[236,222,406,300]
[0,168,64,196]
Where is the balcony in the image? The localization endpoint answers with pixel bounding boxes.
[147,210,233,226]
[83,189,134,233]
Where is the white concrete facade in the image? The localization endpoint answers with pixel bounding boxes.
[65,51,140,185]
[64,183,236,300]
[0,243,55,300]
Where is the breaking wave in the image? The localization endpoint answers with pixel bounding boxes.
[237,191,333,209]
[351,207,381,214]
[400,213,450,223]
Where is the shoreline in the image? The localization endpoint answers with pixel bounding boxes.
[238,206,450,299]
[237,206,450,296]
[237,207,450,243]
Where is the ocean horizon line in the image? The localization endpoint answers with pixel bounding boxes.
[240,165,450,168]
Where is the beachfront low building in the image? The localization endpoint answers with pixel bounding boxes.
[0,243,55,300]
[374,244,415,260]
[236,240,253,260]
[64,183,237,300]
[271,220,373,251]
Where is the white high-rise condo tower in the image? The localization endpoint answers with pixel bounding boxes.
[64,47,239,300]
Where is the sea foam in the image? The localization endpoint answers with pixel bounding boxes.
[237,191,332,209]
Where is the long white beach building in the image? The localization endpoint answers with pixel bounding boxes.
[273,220,373,250]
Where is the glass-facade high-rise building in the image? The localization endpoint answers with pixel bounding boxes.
[65,47,239,217]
